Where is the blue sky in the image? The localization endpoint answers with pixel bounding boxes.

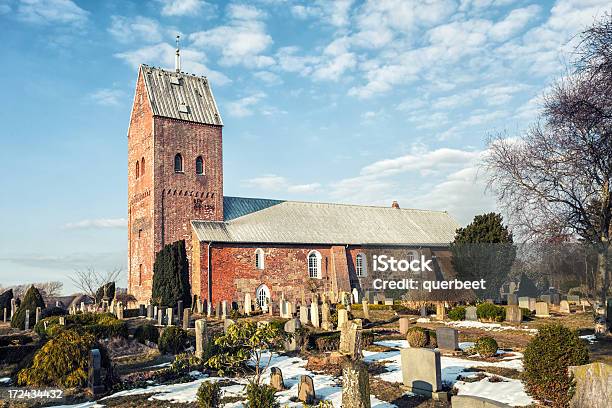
[0,0,609,294]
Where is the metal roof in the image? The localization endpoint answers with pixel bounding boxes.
[141,65,223,126]
[193,196,460,245]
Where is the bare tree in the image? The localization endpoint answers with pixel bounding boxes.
[485,14,612,304]
[68,266,123,298]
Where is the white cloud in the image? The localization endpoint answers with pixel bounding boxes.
[287,183,322,193]
[108,16,164,44]
[63,218,127,230]
[253,71,283,85]
[89,88,125,106]
[159,0,214,17]
[243,174,321,194]
[311,37,356,81]
[17,0,88,26]
[114,42,231,86]
[227,3,265,20]
[226,92,267,117]
[489,5,541,41]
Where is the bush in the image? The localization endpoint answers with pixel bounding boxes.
[159,326,190,355]
[41,306,67,319]
[11,286,45,330]
[35,313,127,339]
[152,240,191,308]
[17,329,110,388]
[474,337,498,357]
[428,330,437,348]
[245,381,279,408]
[170,353,203,374]
[476,303,505,322]
[448,306,466,321]
[520,308,534,321]
[0,289,13,312]
[134,323,160,344]
[406,327,429,347]
[197,381,221,408]
[523,324,589,407]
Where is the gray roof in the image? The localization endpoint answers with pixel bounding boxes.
[141,65,223,126]
[192,197,460,245]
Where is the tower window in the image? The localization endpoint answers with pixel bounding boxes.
[135,160,140,179]
[255,248,265,270]
[141,157,145,176]
[138,264,143,286]
[174,153,183,173]
[196,156,204,175]
[308,250,321,279]
[356,253,366,277]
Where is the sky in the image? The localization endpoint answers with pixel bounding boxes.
[0,0,609,294]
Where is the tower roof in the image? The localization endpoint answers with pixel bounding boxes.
[140,64,223,126]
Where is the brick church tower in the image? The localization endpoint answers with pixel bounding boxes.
[127,59,224,304]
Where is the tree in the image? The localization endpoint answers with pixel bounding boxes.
[152,240,191,308]
[95,282,116,304]
[11,285,45,330]
[516,273,539,298]
[485,14,612,304]
[0,289,13,312]
[68,267,123,299]
[450,213,516,299]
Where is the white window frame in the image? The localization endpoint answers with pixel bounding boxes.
[256,284,270,310]
[356,253,366,277]
[255,248,265,270]
[407,250,418,263]
[308,250,322,279]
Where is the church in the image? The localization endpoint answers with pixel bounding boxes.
[127,57,460,308]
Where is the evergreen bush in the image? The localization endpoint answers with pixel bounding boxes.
[427,330,437,348]
[476,303,505,322]
[448,306,466,321]
[0,289,13,312]
[95,282,115,304]
[11,286,45,330]
[522,324,589,407]
[159,326,190,355]
[406,327,429,347]
[474,337,498,357]
[152,240,191,308]
[245,381,279,408]
[134,323,160,344]
[197,381,221,408]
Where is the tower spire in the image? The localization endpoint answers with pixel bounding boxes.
[175,35,181,72]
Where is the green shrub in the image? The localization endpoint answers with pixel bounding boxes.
[428,330,437,348]
[406,327,429,347]
[11,286,45,330]
[197,381,221,408]
[134,323,160,344]
[520,308,534,320]
[159,326,190,355]
[0,289,13,312]
[448,306,466,321]
[41,306,67,319]
[245,381,279,408]
[475,337,498,357]
[17,329,109,388]
[152,240,191,308]
[523,324,589,408]
[170,353,203,374]
[476,303,505,322]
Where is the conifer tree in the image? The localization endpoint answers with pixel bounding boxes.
[152,240,191,308]
[11,285,45,329]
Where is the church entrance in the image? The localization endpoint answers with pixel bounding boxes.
[256,284,270,311]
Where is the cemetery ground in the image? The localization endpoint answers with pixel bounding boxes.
[0,298,610,408]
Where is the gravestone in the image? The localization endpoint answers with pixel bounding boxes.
[270,367,285,391]
[551,293,560,306]
[221,300,227,319]
[280,300,288,318]
[81,301,86,313]
[310,302,320,328]
[147,304,154,319]
[362,300,370,320]
[3,308,6,323]
[352,288,359,303]
[215,302,221,319]
[321,302,330,324]
[342,360,371,408]
[507,294,518,306]
[568,362,611,408]
[25,310,30,330]
[154,306,158,320]
[116,303,124,320]
[268,301,274,316]
[420,305,427,317]
[400,348,444,399]
[299,303,309,325]
[399,317,410,335]
[286,301,294,317]
[195,319,208,359]
[207,301,212,318]
[157,309,163,326]
[139,304,146,317]
[337,308,349,329]
[35,307,41,324]
[435,302,446,321]
[297,375,316,404]
[166,307,173,326]
[244,293,252,315]
[560,300,571,314]
[10,299,16,318]
[177,301,183,323]
[535,302,549,317]
[339,321,362,359]
[567,295,580,304]
[284,318,301,352]
[197,299,204,314]
[59,316,65,326]
[505,305,522,323]
[223,318,235,333]
[540,294,551,304]
[384,298,394,306]
[436,327,459,351]
[88,349,105,396]
[465,306,477,321]
[183,308,191,329]
[451,395,511,407]
[528,297,537,311]
[518,296,530,309]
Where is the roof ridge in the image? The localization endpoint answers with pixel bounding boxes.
[224,195,449,214]
[141,64,208,80]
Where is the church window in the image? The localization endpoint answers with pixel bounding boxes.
[141,157,145,176]
[407,250,418,263]
[256,284,270,311]
[308,250,321,279]
[135,160,140,179]
[255,248,265,270]
[174,153,183,173]
[196,156,204,175]
[356,253,366,277]
[138,264,143,286]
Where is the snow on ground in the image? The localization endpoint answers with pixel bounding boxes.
[580,334,597,344]
[454,376,532,406]
[0,377,10,384]
[445,320,538,333]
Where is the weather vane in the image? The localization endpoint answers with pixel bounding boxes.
[175,34,181,72]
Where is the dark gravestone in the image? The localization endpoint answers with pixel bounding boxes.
[139,304,146,316]
[435,327,459,351]
[88,349,105,396]
[147,304,154,319]
[420,305,427,317]
[342,360,371,408]
[177,300,183,322]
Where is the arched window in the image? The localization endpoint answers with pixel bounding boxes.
[256,284,270,310]
[407,250,418,263]
[196,156,204,175]
[138,264,143,286]
[174,153,183,173]
[308,250,321,279]
[135,160,140,179]
[356,253,366,277]
[255,248,265,270]
[141,157,145,176]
